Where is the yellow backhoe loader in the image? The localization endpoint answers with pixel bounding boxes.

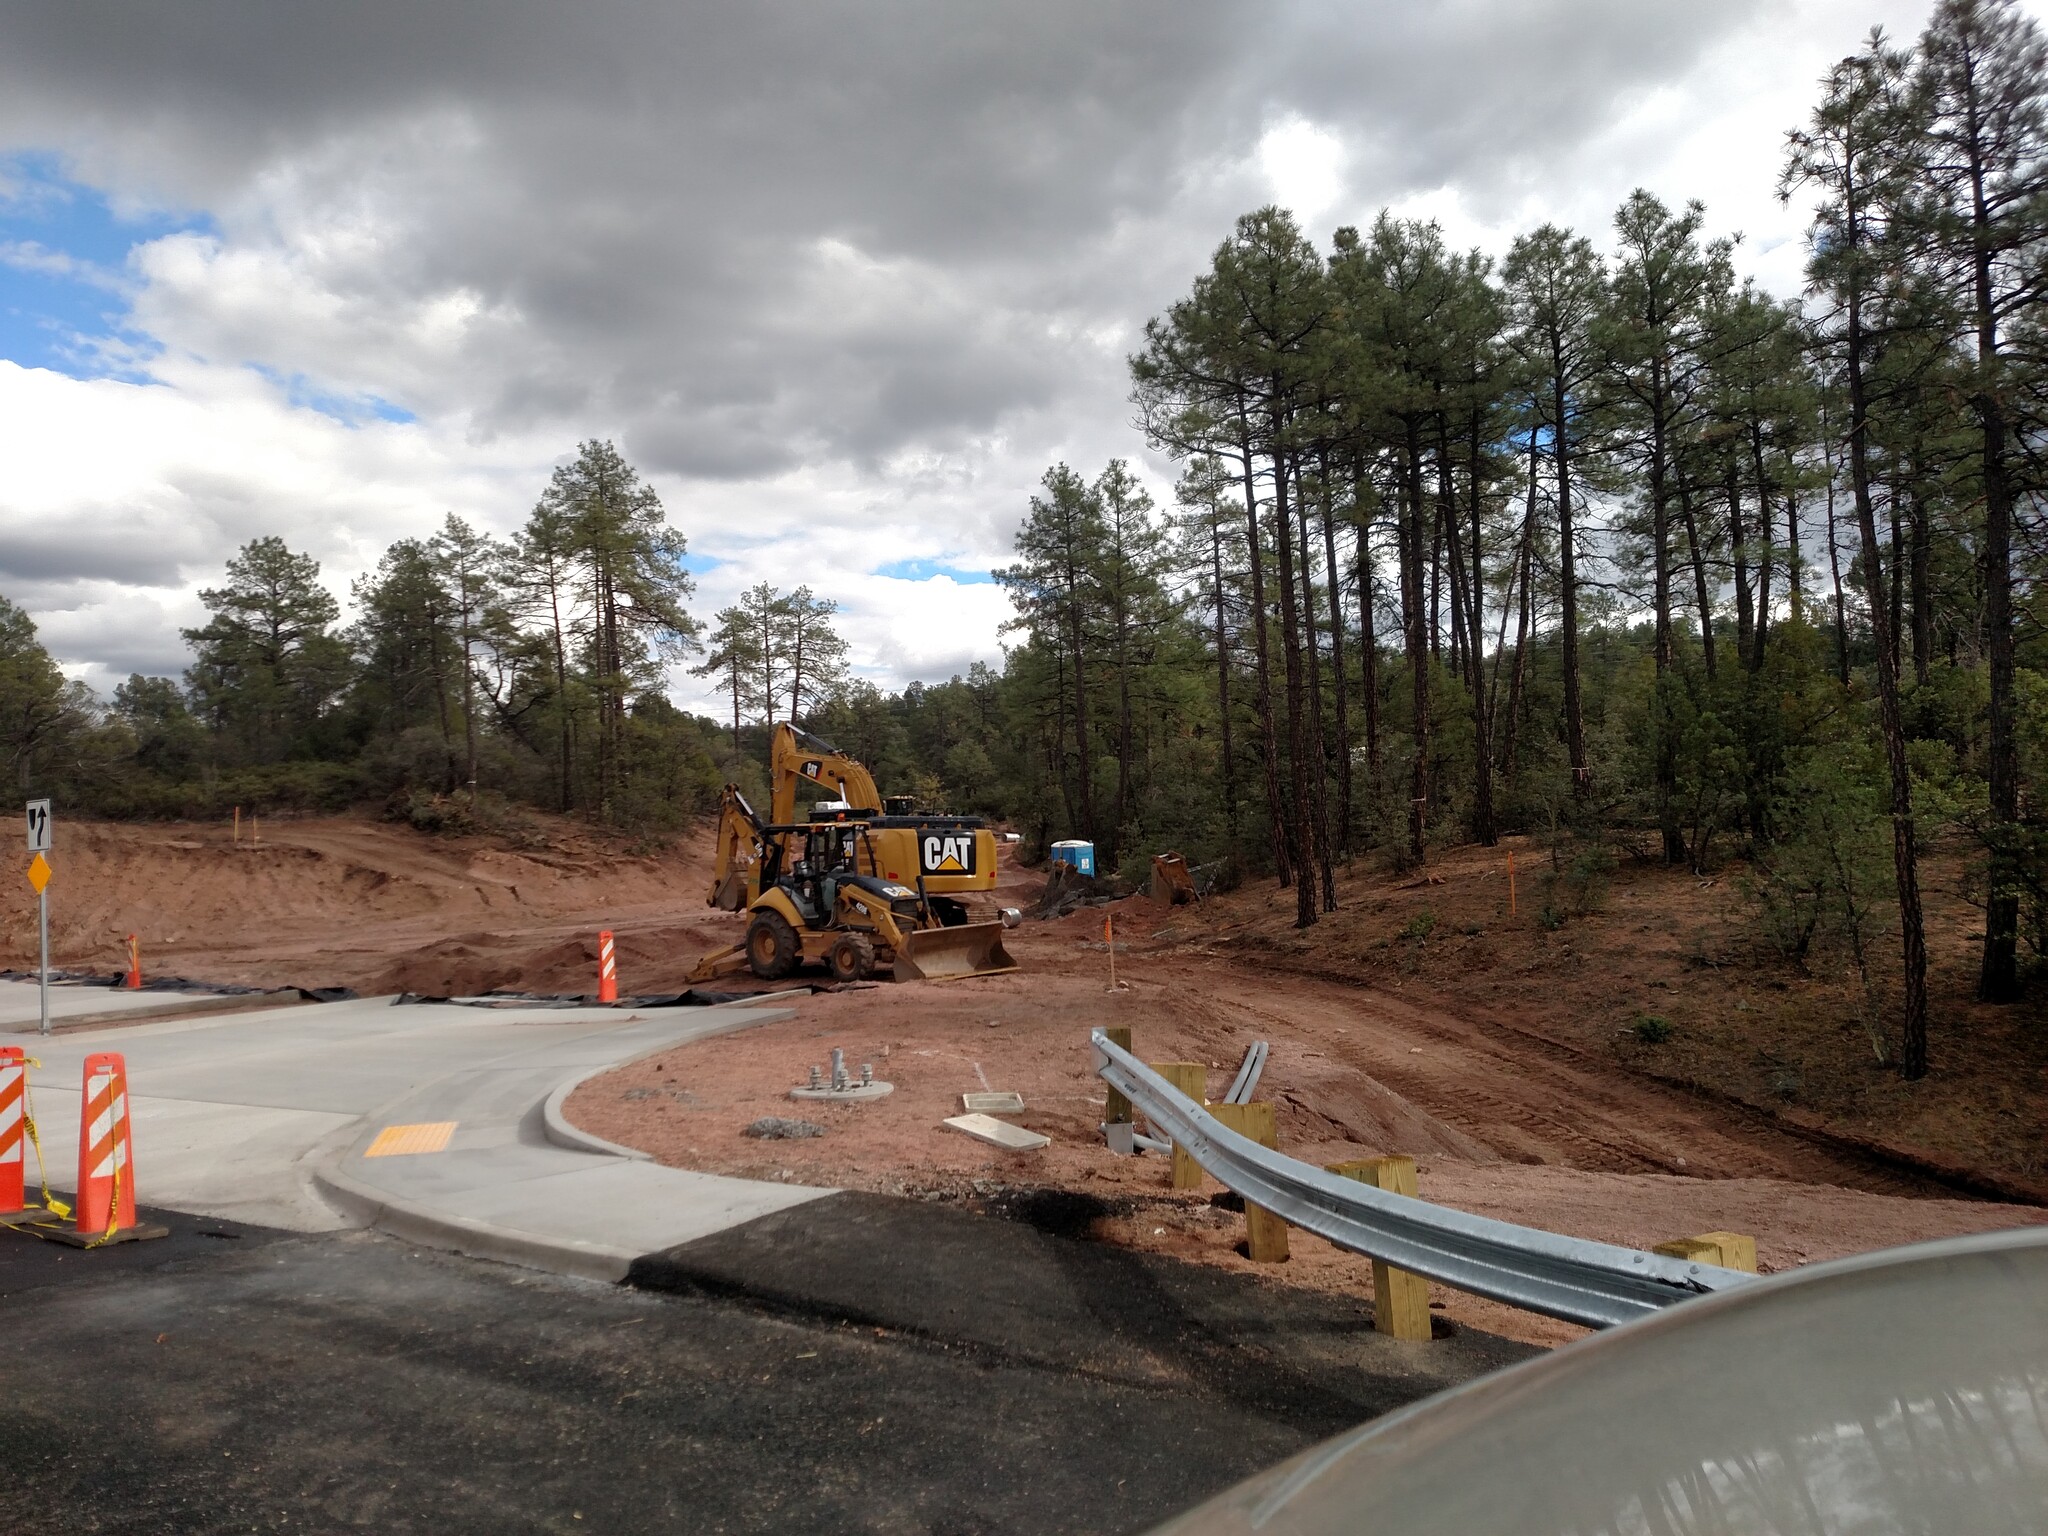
[757,724,1001,924]
[687,791,1018,984]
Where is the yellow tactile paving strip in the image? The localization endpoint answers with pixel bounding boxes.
[363,1121,457,1158]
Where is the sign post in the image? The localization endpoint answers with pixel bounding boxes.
[25,800,50,1036]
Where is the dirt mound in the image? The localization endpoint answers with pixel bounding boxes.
[0,814,726,995]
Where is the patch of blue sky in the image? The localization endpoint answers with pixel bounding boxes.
[677,551,723,574]
[0,152,216,379]
[872,558,996,584]
[247,364,418,427]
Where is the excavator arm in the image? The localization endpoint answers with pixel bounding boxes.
[707,784,770,910]
[771,724,883,824]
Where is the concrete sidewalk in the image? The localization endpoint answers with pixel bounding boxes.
[16,990,827,1270]
[0,976,247,1030]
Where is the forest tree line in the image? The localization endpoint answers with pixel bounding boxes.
[988,0,2048,1078]
[1,0,2041,1077]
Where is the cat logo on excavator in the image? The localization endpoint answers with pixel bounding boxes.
[921,833,977,876]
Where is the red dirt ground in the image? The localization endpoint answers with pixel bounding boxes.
[11,812,2040,1347]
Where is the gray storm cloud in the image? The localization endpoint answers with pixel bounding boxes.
[0,0,1760,477]
[0,0,1826,700]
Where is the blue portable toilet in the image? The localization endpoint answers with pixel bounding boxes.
[1049,839,1095,877]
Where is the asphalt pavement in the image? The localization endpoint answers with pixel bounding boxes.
[0,1201,1535,1535]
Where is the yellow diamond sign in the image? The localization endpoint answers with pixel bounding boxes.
[25,852,50,893]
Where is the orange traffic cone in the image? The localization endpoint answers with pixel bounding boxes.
[76,1052,137,1238]
[597,930,619,1004]
[0,1046,23,1215]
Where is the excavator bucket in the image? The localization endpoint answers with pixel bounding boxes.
[893,921,1019,982]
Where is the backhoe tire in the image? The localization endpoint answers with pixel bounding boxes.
[745,910,799,980]
[826,933,875,984]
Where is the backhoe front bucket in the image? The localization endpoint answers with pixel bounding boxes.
[893,921,1019,982]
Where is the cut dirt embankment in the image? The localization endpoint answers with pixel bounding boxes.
[0,813,744,996]
[569,842,2047,1348]
[1199,837,2048,1197]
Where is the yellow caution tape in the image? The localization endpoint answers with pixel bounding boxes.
[17,1057,69,1220]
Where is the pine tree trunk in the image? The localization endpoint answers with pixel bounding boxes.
[1295,464,1336,910]
[1318,451,1354,858]
[1677,460,1717,680]
[1272,438,1318,927]
[1210,509,1238,840]
[1728,457,1755,668]
[1464,408,1495,846]
[1402,421,1431,865]
[1237,404,1293,887]
[1846,239,1929,1078]
[1648,364,1684,865]
[1749,424,1775,672]
[1351,466,1382,782]
[1908,482,1932,687]
[1554,375,1589,799]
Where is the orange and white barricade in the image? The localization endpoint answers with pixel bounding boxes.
[0,1046,23,1214]
[76,1052,137,1238]
[598,930,618,1004]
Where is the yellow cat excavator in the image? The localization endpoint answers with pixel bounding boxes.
[687,725,1018,984]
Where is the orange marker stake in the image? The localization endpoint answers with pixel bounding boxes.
[124,934,141,991]
[76,1052,137,1237]
[597,930,618,1004]
[0,1046,25,1214]
[1105,912,1127,993]
[233,805,241,846]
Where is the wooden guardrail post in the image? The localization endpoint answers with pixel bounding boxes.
[1102,1027,1134,1126]
[1207,1101,1288,1262]
[1148,1062,1206,1190]
[1653,1231,1758,1273]
[1328,1155,1433,1341]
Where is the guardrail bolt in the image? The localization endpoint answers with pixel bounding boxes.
[808,1065,823,1090]
[860,1063,873,1087]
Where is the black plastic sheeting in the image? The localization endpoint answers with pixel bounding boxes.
[0,968,356,1004]
[390,987,803,1009]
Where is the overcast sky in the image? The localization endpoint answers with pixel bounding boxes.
[0,0,2025,712]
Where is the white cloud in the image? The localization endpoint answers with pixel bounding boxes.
[1258,116,1347,224]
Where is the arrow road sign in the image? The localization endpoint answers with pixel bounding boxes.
[25,799,50,852]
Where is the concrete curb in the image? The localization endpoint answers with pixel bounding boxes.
[538,1004,794,1161]
[313,1160,636,1284]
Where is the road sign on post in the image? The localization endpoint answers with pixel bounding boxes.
[25,800,49,1035]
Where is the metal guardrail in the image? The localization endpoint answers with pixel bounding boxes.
[1091,1029,1759,1329]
